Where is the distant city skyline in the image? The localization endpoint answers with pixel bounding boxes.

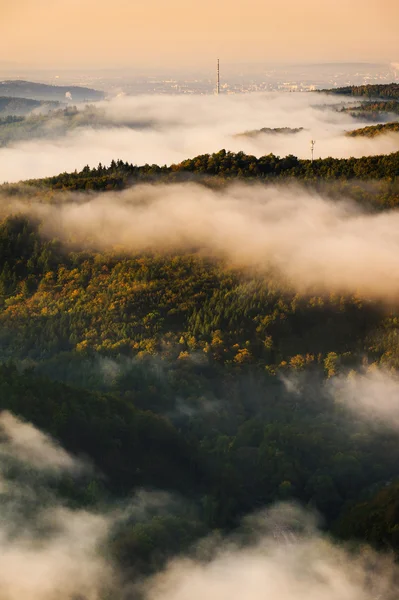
[1,0,398,70]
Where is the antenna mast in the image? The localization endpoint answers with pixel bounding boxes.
[310,140,316,163]
[217,58,220,95]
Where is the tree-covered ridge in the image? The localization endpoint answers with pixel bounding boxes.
[173,150,399,180]
[1,215,399,542]
[340,100,399,122]
[17,150,399,193]
[234,127,304,138]
[2,154,399,563]
[321,83,399,99]
[346,122,399,137]
[0,219,383,371]
[12,150,398,211]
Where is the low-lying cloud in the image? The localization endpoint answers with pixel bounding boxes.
[281,367,399,431]
[6,182,399,302]
[147,537,392,600]
[0,411,398,600]
[0,412,113,600]
[145,504,396,600]
[0,410,84,473]
[328,368,399,429]
[1,92,398,183]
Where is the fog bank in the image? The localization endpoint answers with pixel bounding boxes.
[1,92,398,183]
[0,411,114,600]
[0,411,398,600]
[5,182,399,302]
[328,368,399,429]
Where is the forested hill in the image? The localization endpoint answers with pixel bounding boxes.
[2,154,399,566]
[19,150,399,191]
[1,211,399,551]
[321,83,399,99]
[346,122,399,137]
[13,150,398,211]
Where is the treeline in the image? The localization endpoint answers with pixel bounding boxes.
[14,150,399,211]
[20,150,399,191]
[322,83,399,100]
[346,122,399,137]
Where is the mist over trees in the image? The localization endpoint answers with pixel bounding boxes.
[1,88,399,184]
[340,100,399,122]
[0,78,399,596]
[18,150,399,202]
[1,141,399,578]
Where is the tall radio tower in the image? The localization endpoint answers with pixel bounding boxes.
[216,58,220,95]
[310,139,316,163]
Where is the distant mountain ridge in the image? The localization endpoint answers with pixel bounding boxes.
[321,83,399,100]
[0,80,104,102]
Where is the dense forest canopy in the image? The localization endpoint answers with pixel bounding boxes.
[1,210,399,540]
[10,150,398,213]
[1,142,399,576]
[0,142,399,569]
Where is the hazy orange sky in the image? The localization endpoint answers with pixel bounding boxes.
[1,0,398,69]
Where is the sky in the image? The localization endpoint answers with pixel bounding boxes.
[1,0,398,69]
